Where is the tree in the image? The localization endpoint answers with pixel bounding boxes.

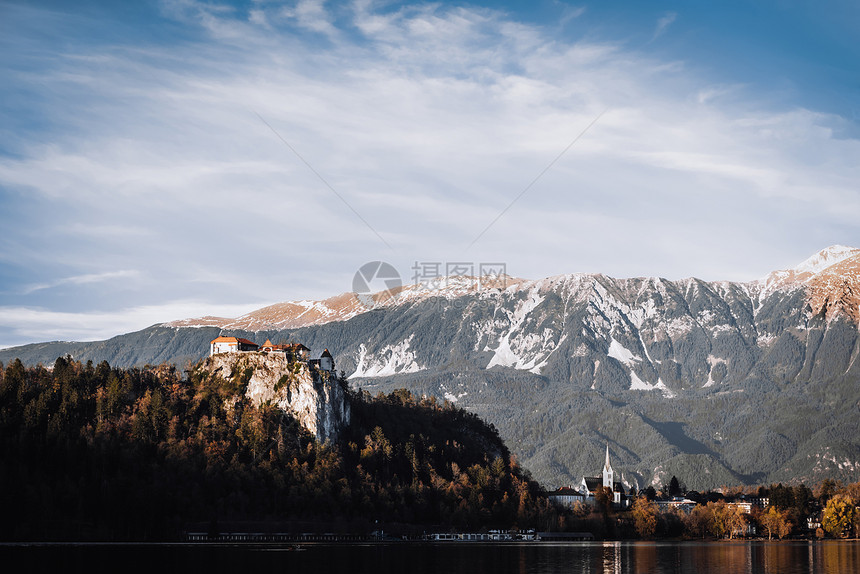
[684,504,711,539]
[816,479,842,506]
[727,506,749,539]
[769,483,794,510]
[594,486,613,515]
[707,501,730,539]
[822,494,856,538]
[760,506,792,540]
[668,476,681,497]
[632,496,659,538]
[777,513,793,540]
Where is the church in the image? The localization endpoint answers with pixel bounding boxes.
[578,444,629,508]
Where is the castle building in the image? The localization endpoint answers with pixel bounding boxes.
[320,349,334,371]
[210,337,316,363]
[209,336,259,355]
[260,340,311,361]
[209,337,335,374]
[309,349,335,372]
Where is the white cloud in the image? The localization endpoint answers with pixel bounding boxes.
[0,301,267,349]
[0,0,859,345]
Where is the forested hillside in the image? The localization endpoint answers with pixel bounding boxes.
[0,357,553,541]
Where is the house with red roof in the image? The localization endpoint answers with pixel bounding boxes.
[210,336,260,356]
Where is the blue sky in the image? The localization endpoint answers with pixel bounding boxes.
[1,0,859,348]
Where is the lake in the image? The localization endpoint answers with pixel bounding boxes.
[4,540,860,573]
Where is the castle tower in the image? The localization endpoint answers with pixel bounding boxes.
[602,443,614,490]
[320,349,334,371]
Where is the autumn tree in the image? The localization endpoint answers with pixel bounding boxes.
[760,506,792,540]
[632,496,659,538]
[684,504,711,539]
[727,505,749,539]
[822,494,856,538]
[707,501,731,539]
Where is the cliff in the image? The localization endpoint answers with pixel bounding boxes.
[201,352,350,442]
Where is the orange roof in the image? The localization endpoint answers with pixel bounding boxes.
[210,336,258,347]
[263,339,274,347]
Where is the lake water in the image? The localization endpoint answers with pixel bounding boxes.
[5,540,860,573]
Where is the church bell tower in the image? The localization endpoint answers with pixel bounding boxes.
[602,443,614,490]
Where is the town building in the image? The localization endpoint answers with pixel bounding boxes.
[656,496,698,514]
[548,486,586,508]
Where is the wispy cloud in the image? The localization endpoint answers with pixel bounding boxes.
[653,11,677,40]
[23,270,141,294]
[0,0,858,345]
[549,1,586,27]
[281,0,339,37]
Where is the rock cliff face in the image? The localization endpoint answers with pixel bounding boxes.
[202,352,350,442]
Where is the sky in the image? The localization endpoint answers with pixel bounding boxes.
[1,0,859,348]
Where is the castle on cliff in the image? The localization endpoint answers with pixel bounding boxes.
[209,336,335,372]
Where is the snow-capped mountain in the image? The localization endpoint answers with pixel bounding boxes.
[161,246,860,398]
[165,274,525,331]
[4,246,860,489]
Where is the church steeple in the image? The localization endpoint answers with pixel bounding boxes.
[602,443,614,489]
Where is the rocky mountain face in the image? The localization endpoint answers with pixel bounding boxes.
[201,352,350,443]
[3,246,860,490]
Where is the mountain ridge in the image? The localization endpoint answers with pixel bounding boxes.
[163,245,860,334]
[3,246,860,491]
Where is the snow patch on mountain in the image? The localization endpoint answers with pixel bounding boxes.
[629,298,659,329]
[485,288,547,372]
[629,372,676,398]
[352,336,422,377]
[793,245,860,275]
[573,343,591,357]
[608,337,641,366]
[667,317,695,338]
[704,355,728,387]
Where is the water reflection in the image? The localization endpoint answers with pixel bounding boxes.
[3,540,859,574]
[623,541,859,574]
[632,542,657,573]
[602,541,621,574]
[500,541,859,574]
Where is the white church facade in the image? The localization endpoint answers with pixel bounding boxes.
[548,444,631,510]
